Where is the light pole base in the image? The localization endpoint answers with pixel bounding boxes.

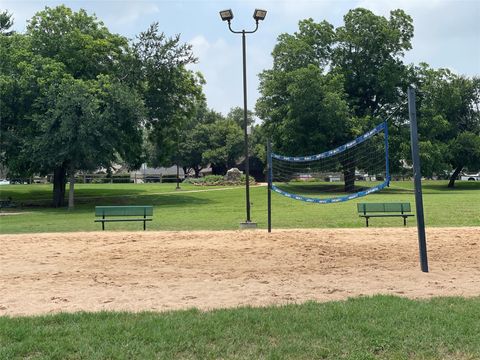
[240,221,257,229]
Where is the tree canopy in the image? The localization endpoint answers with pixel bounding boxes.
[256,8,478,189]
[412,64,480,186]
[1,6,205,206]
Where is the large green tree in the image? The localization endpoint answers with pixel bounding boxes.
[2,6,207,206]
[131,23,204,167]
[30,77,144,207]
[1,7,142,206]
[256,8,415,191]
[412,64,480,186]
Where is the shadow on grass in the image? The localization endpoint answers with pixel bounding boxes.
[1,187,150,206]
[14,193,216,212]
[84,193,215,207]
[421,181,480,192]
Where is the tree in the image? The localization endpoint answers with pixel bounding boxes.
[226,106,255,128]
[0,10,14,35]
[333,9,413,118]
[1,6,145,207]
[177,105,224,178]
[257,65,353,189]
[256,8,414,191]
[27,6,129,80]
[131,23,204,167]
[202,119,244,175]
[448,132,480,186]
[412,64,480,187]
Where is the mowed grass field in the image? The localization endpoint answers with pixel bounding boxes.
[0,180,479,233]
[1,180,479,359]
[1,296,480,359]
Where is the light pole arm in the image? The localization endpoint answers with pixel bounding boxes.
[227,20,259,34]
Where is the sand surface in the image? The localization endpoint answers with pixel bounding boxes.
[1,227,479,316]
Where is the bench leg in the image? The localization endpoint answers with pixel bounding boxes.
[403,216,407,227]
[144,220,146,231]
[366,217,369,227]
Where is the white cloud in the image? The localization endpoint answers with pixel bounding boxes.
[101,2,160,28]
[188,35,245,114]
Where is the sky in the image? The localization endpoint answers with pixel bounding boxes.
[2,0,480,116]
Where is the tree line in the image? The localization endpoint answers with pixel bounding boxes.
[1,6,479,208]
[256,8,479,191]
[0,7,262,207]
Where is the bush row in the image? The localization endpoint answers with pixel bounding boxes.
[183,175,255,186]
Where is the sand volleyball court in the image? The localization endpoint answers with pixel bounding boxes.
[1,227,479,316]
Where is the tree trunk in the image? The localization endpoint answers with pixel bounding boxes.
[193,166,203,178]
[53,166,67,207]
[68,171,75,210]
[448,165,463,188]
[343,163,356,193]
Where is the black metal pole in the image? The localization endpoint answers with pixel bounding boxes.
[176,135,181,190]
[267,139,272,232]
[242,30,251,223]
[225,19,259,228]
[408,86,429,273]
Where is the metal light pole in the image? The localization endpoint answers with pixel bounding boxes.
[220,9,267,229]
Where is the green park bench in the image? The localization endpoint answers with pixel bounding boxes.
[0,198,16,209]
[95,205,153,231]
[357,202,414,227]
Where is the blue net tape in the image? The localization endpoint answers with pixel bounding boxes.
[271,122,385,162]
[271,179,389,204]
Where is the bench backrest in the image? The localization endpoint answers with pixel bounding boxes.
[357,203,411,214]
[95,206,153,217]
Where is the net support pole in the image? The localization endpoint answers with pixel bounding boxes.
[408,86,429,273]
[384,121,390,185]
[267,139,272,233]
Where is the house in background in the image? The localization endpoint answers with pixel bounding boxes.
[129,164,212,183]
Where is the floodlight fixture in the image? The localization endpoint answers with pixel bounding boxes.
[219,9,234,22]
[253,9,267,21]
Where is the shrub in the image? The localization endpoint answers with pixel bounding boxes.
[183,174,256,186]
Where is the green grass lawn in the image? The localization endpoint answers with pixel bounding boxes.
[0,180,479,233]
[1,296,479,359]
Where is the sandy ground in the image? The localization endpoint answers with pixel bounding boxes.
[0,227,479,316]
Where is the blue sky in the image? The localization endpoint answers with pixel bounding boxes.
[2,0,479,115]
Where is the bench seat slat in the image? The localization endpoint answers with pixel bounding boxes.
[95,219,153,223]
[359,214,414,218]
[95,205,153,217]
[357,202,411,213]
